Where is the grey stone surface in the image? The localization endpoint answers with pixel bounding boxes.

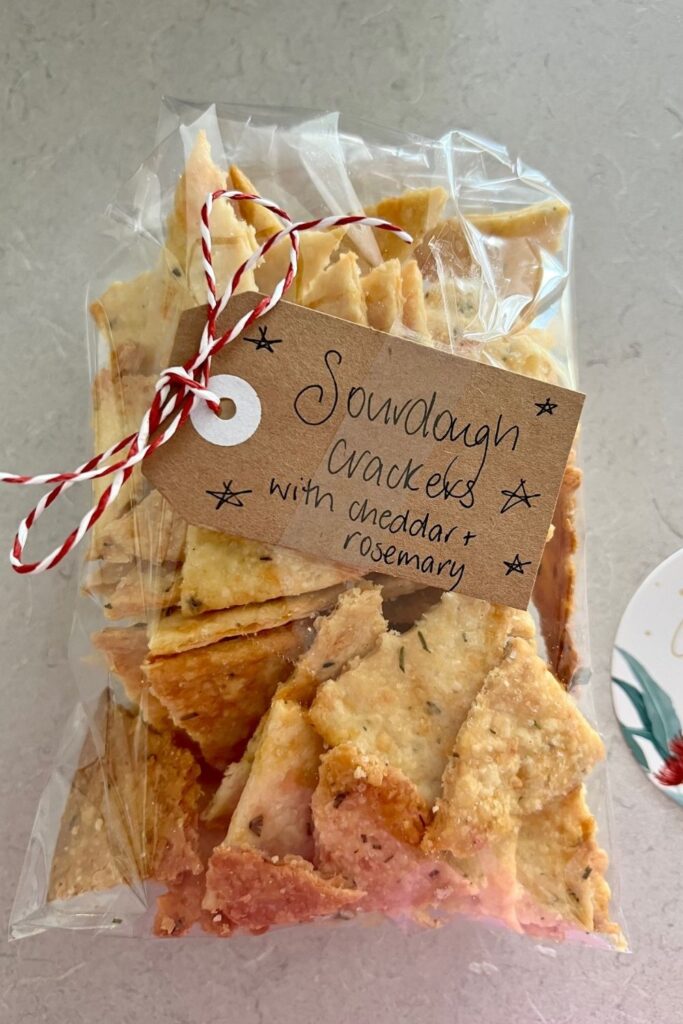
[1,0,682,1020]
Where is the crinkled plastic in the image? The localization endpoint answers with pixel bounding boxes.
[10,100,626,949]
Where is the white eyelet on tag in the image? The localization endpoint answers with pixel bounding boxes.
[190,374,262,447]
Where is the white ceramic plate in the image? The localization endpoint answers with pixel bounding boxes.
[611,548,683,806]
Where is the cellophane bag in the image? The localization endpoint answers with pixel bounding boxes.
[9,99,626,949]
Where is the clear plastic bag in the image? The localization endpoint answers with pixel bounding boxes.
[10,100,625,949]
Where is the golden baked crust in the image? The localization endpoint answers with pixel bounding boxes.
[49,695,202,902]
[310,594,534,804]
[423,638,604,858]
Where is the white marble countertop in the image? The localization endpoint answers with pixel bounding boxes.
[1,1,682,1020]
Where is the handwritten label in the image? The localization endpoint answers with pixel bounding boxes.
[144,294,584,609]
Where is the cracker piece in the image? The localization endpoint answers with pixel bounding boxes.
[533,461,581,686]
[95,490,187,566]
[277,584,386,704]
[310,594,535,804]
[165,133,257,299]
[203,847,359,934]
[143,623,310,769]
[149,584,343,657]
[92,626,171,731]
[98,563,181,620]
[226,701,323,861]
[258,228,347,301]
[416,199,569,329]
[228,164,283,243]
[49,697,202,902]
[304,251,367,324]
[515,786,620,943]
[229,165,347,301]
[90,370,155,543]
[480,329,561,384]
[203,585,385,824]
[468,199,569,247]
[365,187,448,262]
[155,871,208,937]
[424,278,483,345]
[312,744,471,917]
[202,723,263,825]
[89,251,194,375]
[361,259,403,332]
[424,637,604,859]
[180,527,358,615]
[400,259,430,339]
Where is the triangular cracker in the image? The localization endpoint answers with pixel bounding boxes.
[312,743,471,918]
[424,638,604,858]
[96,563,181,620]
[400,259,430,340]
[361,259,403,332]
[365,186,448,262]
[180,526,358,615]
[165,132,258,300]
[533,460,581,686]
[90,370,156,543]
[225,700,323,861]
[143,622,311,768]
[228,164,283,243]
[202,723,263,825]
[203,847,358,934]
[149,584,343,657]
[203,585,386,825]
[304,251,367,324]
[92,626,171,731]
[94,490,187,566]
[49,696,202,902]
[89,250,194,375]
[310,593,535,803]
[278,584,386,704]
[515,786,621,943]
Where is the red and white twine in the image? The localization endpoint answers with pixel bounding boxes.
[0,191,411,574]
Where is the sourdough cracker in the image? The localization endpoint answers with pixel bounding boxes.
[365,186,448,261]
[226,701,323,860]
[304,251,368,324]
[203,847,358,934]
[515,786,622,944]
[149,584,343,656]
[95,489,187,566]
[310,593,535,804]
[180,527,358,615]
[49,695,202,902]
[277,584,386,704]
[361,258,403,332]
[424,638,604,858]
[312,743,471,918]
[143,623,311,768]
[92,626,171,731]
[533,460,582,686]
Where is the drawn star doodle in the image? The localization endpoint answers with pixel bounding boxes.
[206,480,253,510]
[243,324,283,353]
[500,478,541,514]
[535,396,558,416]
[503,553,532,576]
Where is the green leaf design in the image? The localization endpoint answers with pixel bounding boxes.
[612,676,652,732]
[619,725,650,771]
[617,648,681,761]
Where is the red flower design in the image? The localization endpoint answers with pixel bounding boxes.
[655,734,683,787]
